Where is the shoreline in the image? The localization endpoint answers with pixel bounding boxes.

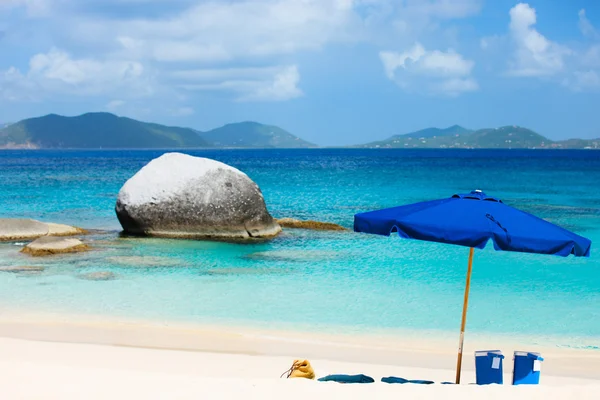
[1,305,598,350]
[1,311,599,380]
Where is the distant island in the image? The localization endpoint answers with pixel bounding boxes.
[0,113,316,149]
[1,112,598,149]
[356,125,600,150]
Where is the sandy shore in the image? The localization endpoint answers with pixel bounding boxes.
[1,314,599,399]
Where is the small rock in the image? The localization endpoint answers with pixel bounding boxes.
[0,219,49,241]
[275,218,348,231]
[47,223,87,236]
[77,271,117,281]
[20,236,90,257]
[0,265,45,273]
[0,218,86,241]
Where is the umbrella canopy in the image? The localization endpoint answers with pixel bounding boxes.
[353,190,591,384]
[354,190,591,257]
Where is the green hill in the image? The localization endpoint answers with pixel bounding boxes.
[554,138,600,149]
[361,125,473,148]
[0,113,210,149]
[201,121,316,148]
[2,114,598,150]
[402,125,473,139]
[464,126,548,148]
[358,125,599,149]
[0,113,315,149]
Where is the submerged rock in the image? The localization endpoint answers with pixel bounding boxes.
[243,249,343,262]
[115,152,281,240]
[77,271,117,281]
[275,218,348,231]
[20,236,90,256]
[0,218,86,241]
[106,256,184,268]
[0,265,45,273]
[198,267,292,276]
[17,271,45,277]
[0,219,48,241]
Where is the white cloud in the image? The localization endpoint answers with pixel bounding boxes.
[106,99,125,111]
[0,0,55,17]
[61,0,483,60]
[507,3,570,77]
[1,48,153,99]
[383,0,482,29]
[237,65,302,102]
[81,0,365,63]
[574,70,600,87]
[437,77,478,93]
[578,10,600,69]
[177,65,302,102]
[0,67,36,101]
[29,49,142,86]
[170,106,194,117]
[171,66,285,81]
[582,45,600,67]
[1,0,484,109]
[563,70,600,92]
[480,34,502,51]
[380,42,477,96]
[479,4,600,92]
[578,9,598,39]
[403,0,482,19]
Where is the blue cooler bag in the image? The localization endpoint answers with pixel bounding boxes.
[513,351,544,385]
[475,350,504,385]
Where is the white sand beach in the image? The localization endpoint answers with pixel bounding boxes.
[1,314,599,399]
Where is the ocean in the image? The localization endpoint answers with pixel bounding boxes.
[0,149,598,347]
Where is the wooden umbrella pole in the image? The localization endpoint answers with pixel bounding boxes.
[455,247,475,384]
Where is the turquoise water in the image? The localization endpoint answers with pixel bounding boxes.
[0,149,599,346]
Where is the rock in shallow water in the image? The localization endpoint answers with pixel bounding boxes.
[20,236,90,256]
[46,223,87,236]
[77,271,117,281]
[0,219,49,241]
[198,267,293,276]
[243,249,344,262]
[0,219,86,241]
[106,256,183,268]
[115,152,281,240]
[275,218,348,231]
[0,265,45,273]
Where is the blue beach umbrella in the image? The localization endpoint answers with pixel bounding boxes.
[353,190,591,384]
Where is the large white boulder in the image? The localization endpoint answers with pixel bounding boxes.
[115,153,281,240]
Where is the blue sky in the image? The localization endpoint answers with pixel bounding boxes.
[1,0,599,146]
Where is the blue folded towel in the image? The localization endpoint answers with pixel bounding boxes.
[318,374,375,383]
[381,376,435,385]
